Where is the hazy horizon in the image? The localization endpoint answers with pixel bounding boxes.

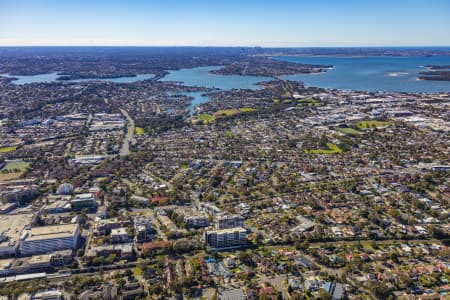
[1,0,450,47]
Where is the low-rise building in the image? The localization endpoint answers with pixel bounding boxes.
[111,227,129,243]
[86,243,133,260]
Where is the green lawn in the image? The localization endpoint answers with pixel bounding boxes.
[1,161,31,172]
[0,146,17,153]
[195,108,256,125]
[214,109,240,117]
[196,114,216,123]
[135,127,144,135]
[357,120,390,130]
[215,108,256,117]
[336,127,362,135]
[239,107,256,113]
[305,143,343,154]
[225,131,234,138]
[133,267,144,277]
[95,177,109,182]
[0,161,31,181]
[297,98,321,106]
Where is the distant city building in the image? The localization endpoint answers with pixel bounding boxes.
[205,227,247,249]
[19,224,80,256]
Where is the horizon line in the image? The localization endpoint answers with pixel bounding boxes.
[1,45,450,48]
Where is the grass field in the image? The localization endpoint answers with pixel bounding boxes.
[0,146,17,153]
[0,161,31,181]
[135,127,144,135]
[297,98,321,107]
[239,107,256,113]
[196,114,216,123]
[225,131,234,137]
[95,177,109,182]
[2,161,30,172]
[194,108,256,124]
[214,109,240,117]
[336,127,362,135]
[357,120,390,130]
[305,143,343,154]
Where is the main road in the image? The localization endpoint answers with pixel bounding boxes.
[119,108,135,156]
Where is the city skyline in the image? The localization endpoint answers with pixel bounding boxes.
[1,0,450,47]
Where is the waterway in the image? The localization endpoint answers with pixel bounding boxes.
[159,66,273,113]
[4,57,449,115]
[3,72,155,84]
[275,56,450,93]
[159,66,272,90]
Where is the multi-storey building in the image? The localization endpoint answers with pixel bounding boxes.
[19,224,80,256]
[204,227,247,249]
[71,193,96,211]
[186,214,210,228]
[215,214,245,229]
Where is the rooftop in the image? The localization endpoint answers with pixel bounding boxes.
[0,214,34,249]
[22,224,78,241]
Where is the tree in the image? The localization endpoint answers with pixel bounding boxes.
[317,289,332,300]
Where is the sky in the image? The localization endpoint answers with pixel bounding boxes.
[0,0,449,47]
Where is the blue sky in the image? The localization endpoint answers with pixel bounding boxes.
[0,0,449,46]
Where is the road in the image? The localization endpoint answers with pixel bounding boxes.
[119,108,135,156]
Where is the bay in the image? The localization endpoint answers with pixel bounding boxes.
[276,56,450,93]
